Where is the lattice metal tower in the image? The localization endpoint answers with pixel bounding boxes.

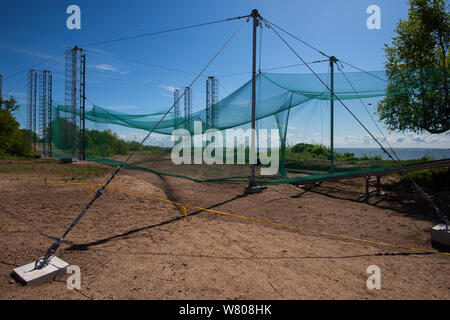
[27,69,37,150]
[47,72,53,156]
[206,76,218,129]
[38,71,47,155]
[173,89,180,129]
[37,70,52,156]
[65,47,80,159]
[184,87,192,132]
[79,50,86,160]
[0,74,2,98]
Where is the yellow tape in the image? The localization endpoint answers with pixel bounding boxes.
[179,206,188,218]
[46,180,93,186]
[45,180,450,257]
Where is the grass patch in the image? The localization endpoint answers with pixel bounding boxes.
[0,152,41,160]
[0,159,58,173]
[142,145,170,155]
[0,159,110,180]
[286,143,391,161]
[284,143,436,174]
[391,167,450,192]
[57,166,110,181]
[0,163,43,173]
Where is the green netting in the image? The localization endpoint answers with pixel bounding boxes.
[49,70,438,185]
[54,71,401,133]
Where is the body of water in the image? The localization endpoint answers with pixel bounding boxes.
[334,148,450,160]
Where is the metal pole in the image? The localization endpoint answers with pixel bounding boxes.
[329,56,337,173]
[81,51,86,160]
[41,71,47,156]
[48,72,52,157]
[206,77,210,128]
[71,47,77,160]
[27,70,33,146]
[365,176,369,202]
[245,9,266,194]
[33,71,37,153]
[247,9,259,192]
[376,175,381,196]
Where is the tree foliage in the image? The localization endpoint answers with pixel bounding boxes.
[377,0,449,134]
[51,117,167,157]
[0,96,31,156]
[287,143,382,161]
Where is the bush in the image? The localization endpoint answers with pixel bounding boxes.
[290,143,330,159]
[0,97,31,157]
[404,168,450,192]
[311,144,329,157]
[290,143,310,154]
[288,142,386,161]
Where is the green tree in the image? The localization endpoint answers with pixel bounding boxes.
[377,0,449,134]
[0,96,31,156]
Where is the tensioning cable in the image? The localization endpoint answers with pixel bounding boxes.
[3,52,65,82]
[336,63,401,162]
[44,180,450,257]
[84,49,207,78]
[216,60,327,77]
[262,18,330,59]
[81,15,250,47]
[263,18,449,226]
[35,18,248,269]
[3,54,66,98]
[5,15,248,82]
[339,59,388,83]
[263,18,388,84]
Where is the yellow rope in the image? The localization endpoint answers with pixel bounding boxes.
[179,205,188,218]
[89,184,94,201]
[44,179,450,257]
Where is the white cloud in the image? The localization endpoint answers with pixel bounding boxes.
[118,132,172,147]
[287,131,450,148]
[118,132,145,142]
[157,84,178,93]
[95,64,127,74]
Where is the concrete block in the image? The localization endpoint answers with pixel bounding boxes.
[60,158,78,163]
[12,256,69,286]
[431,224,450,247]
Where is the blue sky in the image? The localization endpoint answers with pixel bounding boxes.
[1,0,448,148]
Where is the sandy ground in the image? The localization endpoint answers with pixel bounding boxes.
[0,159,448,300]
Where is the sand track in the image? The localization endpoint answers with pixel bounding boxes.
[0,160,448,299]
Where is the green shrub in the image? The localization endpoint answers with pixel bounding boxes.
[0,97,31,157]
[403,167,450,192]
[289,143,384,161]
[290,143,330,159]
